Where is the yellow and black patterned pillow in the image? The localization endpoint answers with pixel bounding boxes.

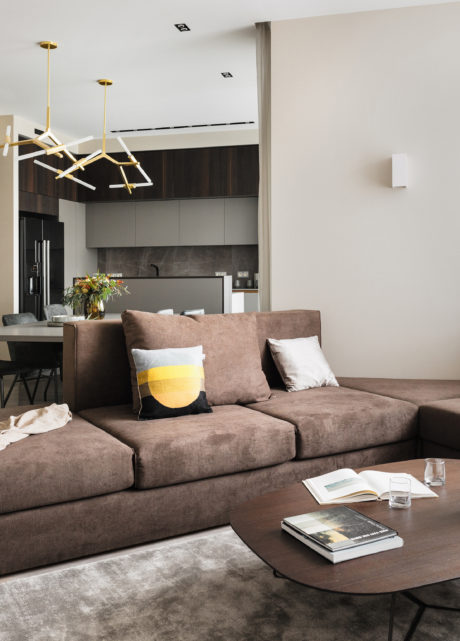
[131,345,212,420]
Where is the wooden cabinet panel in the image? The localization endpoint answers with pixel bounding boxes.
[179,199,225,246]
[166,147,227,199]
[19,141,258,204]
[79,145,258,202]
[135,201,180,246]
[18,139,80,203]
[224,198,258,245]
[86,202,135,248]
[19,190,59,217]
[227,146,259,197]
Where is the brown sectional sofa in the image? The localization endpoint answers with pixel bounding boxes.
[1,309,459,577]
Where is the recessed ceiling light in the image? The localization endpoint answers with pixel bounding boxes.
[221,72,233,78]
[175,23,190,32]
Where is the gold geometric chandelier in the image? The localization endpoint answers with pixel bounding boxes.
[48,79,154,194]
[0,41,93,169]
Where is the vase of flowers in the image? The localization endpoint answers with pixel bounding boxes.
[63,273,129,320]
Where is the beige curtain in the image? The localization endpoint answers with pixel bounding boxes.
[256,22,271,312]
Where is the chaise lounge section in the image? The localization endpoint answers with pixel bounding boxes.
[0,309,459,576]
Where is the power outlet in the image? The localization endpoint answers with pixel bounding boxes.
[237,271,249,278]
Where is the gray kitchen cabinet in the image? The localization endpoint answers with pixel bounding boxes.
[135,201,180,247]
[86,202,135,248]
[86,197,258,248]
[224,197,258,245]
[179,199,225,246]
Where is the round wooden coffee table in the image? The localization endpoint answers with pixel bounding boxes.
[230,459,460,640]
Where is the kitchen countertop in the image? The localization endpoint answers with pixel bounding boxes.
[232,289,259,293]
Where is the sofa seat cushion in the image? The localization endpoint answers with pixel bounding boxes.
[419,398,460,451]
[0,407,134,515]
[338,377,460,406]
[79,404,296,490]
[247,387,418,460]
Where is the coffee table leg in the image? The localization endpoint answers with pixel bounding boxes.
[388,593,396,641]
[401,592,426,641]
[275,571,456,640]
[390,591,460,641]
[388,592,426,641]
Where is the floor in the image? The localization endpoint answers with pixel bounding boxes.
[0,524,226,584]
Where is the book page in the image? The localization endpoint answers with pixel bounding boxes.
[306,468,376,502]
[359,471,395,497]
[359,470,438,499]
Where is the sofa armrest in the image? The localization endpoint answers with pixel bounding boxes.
[63,320,132,411]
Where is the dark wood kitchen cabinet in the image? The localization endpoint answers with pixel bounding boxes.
[82,145,258,202]
[18,140,259,206]
[18,141,81,200]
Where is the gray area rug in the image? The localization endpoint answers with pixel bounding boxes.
[0,527,459,641]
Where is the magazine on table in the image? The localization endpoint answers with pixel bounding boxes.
[281,505,404,563]
[303,468,437,505]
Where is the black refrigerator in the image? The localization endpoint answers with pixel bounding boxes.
[19,216,64,320]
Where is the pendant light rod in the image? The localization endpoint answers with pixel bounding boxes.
[98,78,112,154]
[0,41,93,164]
[39,41,57,131]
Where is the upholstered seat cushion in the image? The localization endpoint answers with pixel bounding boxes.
[419,398,460,453]
[79,404,296,490]
[338,377,460,406]
[247,387,418,460]
[0,406,134,515]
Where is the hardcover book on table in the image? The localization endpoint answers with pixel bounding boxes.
[282,506,403,563]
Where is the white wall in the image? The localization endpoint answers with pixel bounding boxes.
[271,3,460,378]
[78,128,258,155]
[59,199,97,290]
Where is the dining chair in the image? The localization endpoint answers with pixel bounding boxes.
[43,304,68,320]
[0,360,34,408]
[2,313,61,405]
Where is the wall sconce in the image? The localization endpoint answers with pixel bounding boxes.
[392,153,408,188]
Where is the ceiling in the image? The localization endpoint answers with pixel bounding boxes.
[0,0,453,140]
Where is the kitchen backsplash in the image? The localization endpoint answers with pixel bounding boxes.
[98,245,258,282]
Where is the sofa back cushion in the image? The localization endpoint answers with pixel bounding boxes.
[255,310,322,387]
[122,310,271,410]
[62,309,322,412]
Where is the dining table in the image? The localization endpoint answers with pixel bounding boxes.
[0,315,121,344]
[0,321,63,343]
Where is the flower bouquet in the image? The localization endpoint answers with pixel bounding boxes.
[63,272,130,319]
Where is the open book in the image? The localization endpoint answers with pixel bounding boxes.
[303,468,438,504]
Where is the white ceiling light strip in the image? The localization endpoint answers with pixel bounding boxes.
[2,125,11,157]
[34,160,96,190]
[19,136,94,161]
[108,136,154,189]
[57,149,102,180]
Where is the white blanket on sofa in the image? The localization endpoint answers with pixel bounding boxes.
[0,404,72,451]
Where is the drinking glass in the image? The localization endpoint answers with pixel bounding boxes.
[424,458,446,486]
[389,476,411,509]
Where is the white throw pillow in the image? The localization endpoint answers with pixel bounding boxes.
[267,336,339,392]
